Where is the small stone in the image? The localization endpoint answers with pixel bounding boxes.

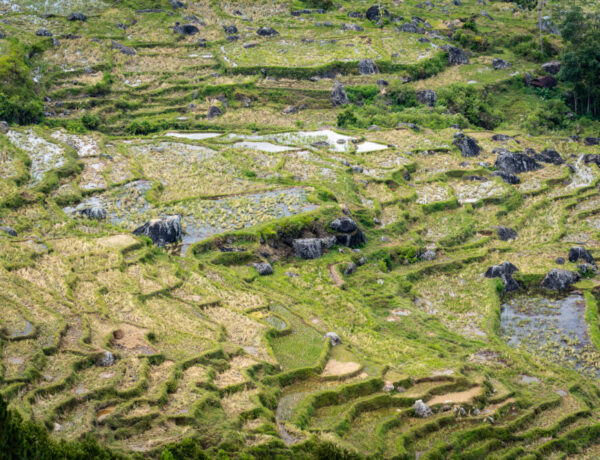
[0,226,17,237]
[542,60,561,75]
[325,332,341,346]
[207,106,222,119]
[68,12,87,21]
[253,262,273,276]
[492,58,511,70]
[344,262,357,275]
[96,351,115,367]
[257,27,279,37]
[414,399,432,418]
[420,249,437,261]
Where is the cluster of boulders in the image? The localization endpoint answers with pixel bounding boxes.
[289,217,366,260]
[484,261,520,292]
[485,246,595,293]
[489,145,566,184]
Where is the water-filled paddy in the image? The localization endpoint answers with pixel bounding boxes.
[501,295,600,378]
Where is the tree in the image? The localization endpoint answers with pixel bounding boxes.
[538,0,543,54]
[559,7,600,116]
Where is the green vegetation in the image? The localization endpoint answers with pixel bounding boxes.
[1,0,600,458]
[559,6,600,117]
[0,39,42,124]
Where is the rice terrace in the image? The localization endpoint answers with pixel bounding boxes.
[2,0,600,458]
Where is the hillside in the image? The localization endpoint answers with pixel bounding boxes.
[2,0,600,458]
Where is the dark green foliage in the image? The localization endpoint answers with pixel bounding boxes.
[0,39,43,125]
[510,0,536,9]
[337,108,358,128]
[111,0,170,9]
[303,0,334,10]
[559,6,600,117]
[386,84,417,108]
[81,113,102,130]
[0,394,119,459]
[453,29,490,52]
[86,71,114,97]
[345,85,379,104]
[159,438,210,460]
[522,99,570,134]
[437,83,503,129]
[513,36,558,62]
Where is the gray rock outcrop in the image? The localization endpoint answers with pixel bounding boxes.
[133,215,182,247]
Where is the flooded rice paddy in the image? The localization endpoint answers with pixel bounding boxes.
[501,295,600,378]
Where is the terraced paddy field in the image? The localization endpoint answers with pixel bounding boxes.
[2,0,600,459]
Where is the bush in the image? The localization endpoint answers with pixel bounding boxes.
[453,29,490,52]
[386,84,417,109]
[437,83,503,129]
[0,393,119,459]
[0,39,43,124]
[337,108,358,128]
[81,113,101,130]
[303,0,333,9]
[86,71,113,97]
[345,85,379,104]
[522,99,570,134]
[510,35,558,62]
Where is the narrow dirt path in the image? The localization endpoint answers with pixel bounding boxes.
[328,264,344,287]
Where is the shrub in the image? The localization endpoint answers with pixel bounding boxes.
[303,0,333,9]
[511,36,558,62]
[0,39,43,124]
[522,99,570,134]
[337,108,358,128]
[81,113,101,130]
[386,84,417,109]
[346,85,380,104]
[453,29,490,52]
[86,71,114,97]
[437,83,503,129]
